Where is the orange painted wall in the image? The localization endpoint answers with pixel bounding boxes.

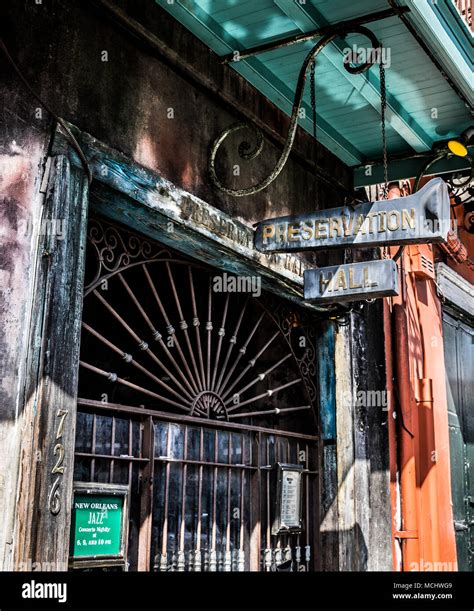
[404,244,457,569]
[386,183,458,571]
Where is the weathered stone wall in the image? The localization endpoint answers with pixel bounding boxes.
[0,120,49,567]
[2,0,351,219]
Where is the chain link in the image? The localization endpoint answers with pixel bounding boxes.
[310,60,319,207]
[310,60,317,140]
[379,60,388,199]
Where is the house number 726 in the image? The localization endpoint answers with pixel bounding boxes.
[48,409,68,515]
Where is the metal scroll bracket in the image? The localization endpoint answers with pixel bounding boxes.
[208,26,382,197]
[391,144,474,263]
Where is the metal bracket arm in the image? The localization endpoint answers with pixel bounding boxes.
[209,26,381,197]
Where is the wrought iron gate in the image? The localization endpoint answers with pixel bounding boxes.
[74,216,320,571]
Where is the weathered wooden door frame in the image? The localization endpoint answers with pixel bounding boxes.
[14,153,90,568]
[14,122,334,569]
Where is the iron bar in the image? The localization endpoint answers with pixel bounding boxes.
[217,312,265,399]
[265,440,271,552]
[75,451,147,463]
[297,440,301,569]
[154,456,256,470]
[224,435,232,571]
[225,353,292,403]
[118,272,157,335]
[178,426,188,571]
[118,271,201,397]
[139,420,143,459]
[79,360,192,413]
[200,279,214,416]
[228,406,311,420]
[239,436,245,571]
[159,425,172,571]
[110,416,116,481]
[227,378,303,412]
[142,265,200,397]
[128,419,133,487]
[215,297,248,394]
[82,323,195,406]
[189,267,206,390]
[249,432,261,571]
[211,294,230,392]
[166,262,203,393]
[275,437,282,567]
[221,328,279,401]
[92,289,197,404]
[210,430,218,571]
[206,278,213,392]
[220,7,409,64]
[305,443,310,571]
[194,428,204,571]
[91,414,97,480]
[77,398,320,440]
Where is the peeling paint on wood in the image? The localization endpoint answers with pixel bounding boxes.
[52,123,339,314]
[14,155,89,567]
[317,321,336,440]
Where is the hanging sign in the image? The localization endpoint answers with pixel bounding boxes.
[304,259,398,303]
[255,178,450,253]
[69,483,129,568]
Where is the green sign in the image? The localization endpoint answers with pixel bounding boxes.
[71,493,124,558]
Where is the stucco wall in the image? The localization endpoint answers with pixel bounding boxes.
[0,118,49,567]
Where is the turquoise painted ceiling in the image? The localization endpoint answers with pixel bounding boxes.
[157,0,473,169]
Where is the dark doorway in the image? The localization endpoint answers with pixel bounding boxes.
[72,215,321,571]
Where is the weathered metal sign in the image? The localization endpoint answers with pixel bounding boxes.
[255,178,449,253]
[304,259,399,303]
[272,464,303,535]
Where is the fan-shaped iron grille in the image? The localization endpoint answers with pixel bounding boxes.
[79,217,317,429]
[74,216,320,572]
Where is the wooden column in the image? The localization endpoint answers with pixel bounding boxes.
[14,154,89,568]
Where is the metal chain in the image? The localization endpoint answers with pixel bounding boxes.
[379,60,388,199]
[310,60,318,207]
[310,60,317,140]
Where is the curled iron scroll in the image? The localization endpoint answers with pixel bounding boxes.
[209,27,381,197]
